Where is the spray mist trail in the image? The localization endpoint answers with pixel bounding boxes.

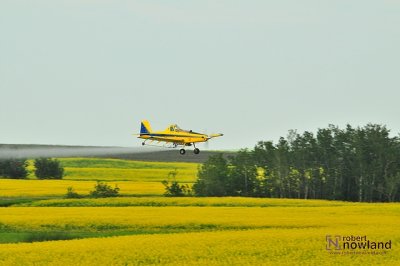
[0,145,163,159]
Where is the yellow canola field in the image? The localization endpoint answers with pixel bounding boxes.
[1,158,398,265]
[0,205,399,233]
[0,179,164,197]
[0,227,399,265]
[27,196,354,207]
[1,158,197,197]
[0,203,399,265]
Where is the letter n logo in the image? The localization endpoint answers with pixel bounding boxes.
[326,235,341,250]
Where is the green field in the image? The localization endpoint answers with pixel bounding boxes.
[0,158,198,199]
[55,158,197,182]
[0,157,399,265]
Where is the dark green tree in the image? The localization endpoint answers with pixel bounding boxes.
[228,149,258,196]
[89,182,119,198]
[162,180,191,197]
[161,169,191,196]
[65,187,82,199]
[0,159,28,179]
[274,137,291,198]
[193,154,229,196]
[34,158,64,179]
[253,141,277,197]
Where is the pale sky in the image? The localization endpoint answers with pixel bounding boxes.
[1,1,400,150]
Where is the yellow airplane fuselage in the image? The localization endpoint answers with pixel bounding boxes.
[138,120,222,146]
[139,133,208,145]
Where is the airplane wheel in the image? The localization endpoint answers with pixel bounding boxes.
[179,149,186,155]
[142,142,145,146]
[194,148,200,154]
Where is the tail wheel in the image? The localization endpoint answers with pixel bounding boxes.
[179,149,186,155]
[194,148,200,154]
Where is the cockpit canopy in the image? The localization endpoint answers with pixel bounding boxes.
[168,124,182,132]
[168,124,193,133]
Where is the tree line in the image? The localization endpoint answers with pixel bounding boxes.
[192,124,400,202]
[0,158,64,179]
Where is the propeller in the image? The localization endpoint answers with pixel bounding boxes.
[204,129,209,150]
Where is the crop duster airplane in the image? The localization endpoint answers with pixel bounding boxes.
[138,120,223,155]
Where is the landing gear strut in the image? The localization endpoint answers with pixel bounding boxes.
[193,143,200,155]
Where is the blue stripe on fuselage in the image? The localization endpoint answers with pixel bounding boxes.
[141,133,204,138]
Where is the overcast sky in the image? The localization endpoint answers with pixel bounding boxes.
[1,1,400,150]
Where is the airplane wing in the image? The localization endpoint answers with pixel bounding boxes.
[147,136,186,144]
[207,133,224,139]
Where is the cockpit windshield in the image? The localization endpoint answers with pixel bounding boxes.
[169,124,191,133]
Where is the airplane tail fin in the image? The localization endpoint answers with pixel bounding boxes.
[140,120,152,135]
